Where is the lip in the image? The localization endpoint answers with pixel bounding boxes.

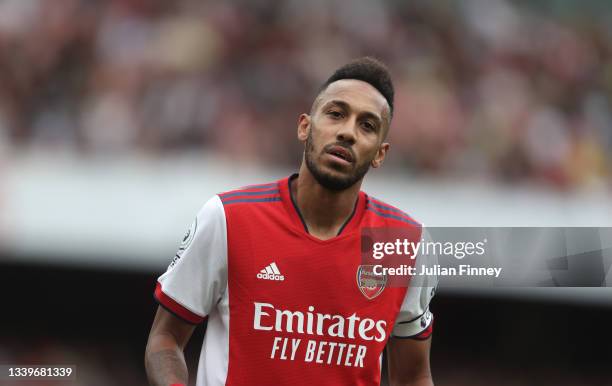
[325,145,354,164]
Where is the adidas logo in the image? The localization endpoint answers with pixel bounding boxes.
[256,262,285,281]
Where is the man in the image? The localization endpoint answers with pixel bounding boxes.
[145,57,437,386]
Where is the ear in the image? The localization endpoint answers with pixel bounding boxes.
[371,142,390,169]
[297,113,310,142]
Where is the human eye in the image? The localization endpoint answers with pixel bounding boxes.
[361,120,377,132]
[327,110,344,119]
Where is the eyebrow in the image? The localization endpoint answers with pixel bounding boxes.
[323,99,383,127]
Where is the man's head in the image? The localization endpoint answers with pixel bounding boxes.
[298,57,394,191]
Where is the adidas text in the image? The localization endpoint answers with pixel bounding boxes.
[257,272,285,281]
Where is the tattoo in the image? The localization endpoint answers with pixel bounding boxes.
[145,348,188,386]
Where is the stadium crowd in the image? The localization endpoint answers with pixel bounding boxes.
[0,0,611,190]
[1,3,611,385]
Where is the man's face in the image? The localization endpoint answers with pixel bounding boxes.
[299,79,391,191]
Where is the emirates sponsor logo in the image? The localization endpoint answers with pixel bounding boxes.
[253,302,388,368]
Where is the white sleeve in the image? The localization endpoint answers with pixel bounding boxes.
[391,228,438,338]
[154,195,227,324]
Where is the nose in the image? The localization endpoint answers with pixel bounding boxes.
[336,117,357,145]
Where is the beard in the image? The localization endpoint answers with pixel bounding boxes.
[304,126,372,191]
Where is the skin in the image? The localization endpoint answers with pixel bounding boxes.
[145,307,195,385]
[387,338,433,386]
[294,79,390,240]
[145,78,433,386]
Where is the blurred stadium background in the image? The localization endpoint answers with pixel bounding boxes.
[1,0,612,385]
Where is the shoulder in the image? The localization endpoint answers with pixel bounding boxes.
[217,181,281,207]
[364,194,421,228]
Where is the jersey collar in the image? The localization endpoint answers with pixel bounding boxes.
[278,173,366,241]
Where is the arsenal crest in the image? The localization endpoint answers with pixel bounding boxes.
[356,265,387,300]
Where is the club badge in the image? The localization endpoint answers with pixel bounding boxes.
[356,265,387,300]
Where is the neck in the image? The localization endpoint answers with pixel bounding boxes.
[291,163,361,240]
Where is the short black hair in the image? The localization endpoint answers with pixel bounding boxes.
[320,57,394,116]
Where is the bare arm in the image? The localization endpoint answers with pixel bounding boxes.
[145,306,197,386]
[386,337,433,386]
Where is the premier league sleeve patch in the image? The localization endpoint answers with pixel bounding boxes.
[168,217,198,270]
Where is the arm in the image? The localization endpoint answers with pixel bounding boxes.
[145,195,226,384]
[386,337,433,386]
[387,227,438,386]
[145,306,197,386]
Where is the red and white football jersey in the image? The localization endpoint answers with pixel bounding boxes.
[155,174,437,386]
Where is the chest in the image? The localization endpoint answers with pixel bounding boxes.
[224,209,404,320]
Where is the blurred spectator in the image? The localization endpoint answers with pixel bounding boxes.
[0,0,610,189]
